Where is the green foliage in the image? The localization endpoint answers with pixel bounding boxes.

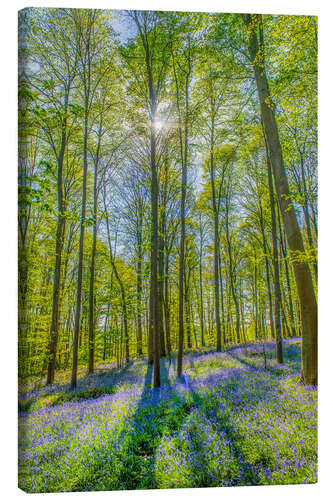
[18,7,316,398]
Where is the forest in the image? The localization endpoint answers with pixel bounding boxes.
[18,8,317,493]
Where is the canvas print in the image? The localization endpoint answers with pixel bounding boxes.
[18,7,318,493]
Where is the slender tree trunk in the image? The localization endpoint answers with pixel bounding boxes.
[185,270,192,349]
[218,249,226,346]
[158,211,166,358]
[148,283,154,364]
[136,212,143,357]
[47,109,68,386]
[18,240,29,377]
[209,129,222,351]
[266,148,283,363]
[240,281,247,343]
[207,294,213,339]
[258,200,275,341]
[71,23,93,388]
[277,206,297,337]
[150,122,160,386]
[174,61,190,378]
[71,101,89,389]
[199,221,205,347]
[18,81,32,377]
[88,133,100,374]
[137,20,161,385]
[103,195,130,365]
[225,194,240,344]
[254,262,258,340]
[120,315,124,367]
[191,302,198,349]
[164,251,172,358]
[177,147,186,376]
[310,202,318,240]
[102,305,110,362]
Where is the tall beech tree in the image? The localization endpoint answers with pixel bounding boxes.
[71,10,103,388]
[243,14,317,384]
[266,147,283,363]
[103,184,130,365]
[128,10,174,387]
[200,63,227,352]
[171,27,194,376]
[27,10,80,385]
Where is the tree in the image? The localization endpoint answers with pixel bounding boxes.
[71,9,108,388]
[243,14,317,384]
[26,9,80,385]
[127,10,175,387]
[170,23,194,375]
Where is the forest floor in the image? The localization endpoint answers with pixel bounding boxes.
[18,338,317,493]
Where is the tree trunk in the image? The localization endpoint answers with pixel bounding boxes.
[88,133,100,374]
[158,210,166,358]
[185,271,192,350]
[103,195,130,366]
[277,206,297,337]
[148,283,154,364]
[218,249,226,346]
[258,200,275,341]
[136,212,143,357]
[266,147,283,363]
[102,305,110,362]
[254,262,258,340]
[209,134,223,351]
[225,190,240,344]
[199,220,206,347]
[174,59,190,378]
[150,123,160,386]
[164,251,172,358]
[71,101,89,390]
[47,110,68,386]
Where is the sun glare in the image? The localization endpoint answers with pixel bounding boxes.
[153,120,164,131]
